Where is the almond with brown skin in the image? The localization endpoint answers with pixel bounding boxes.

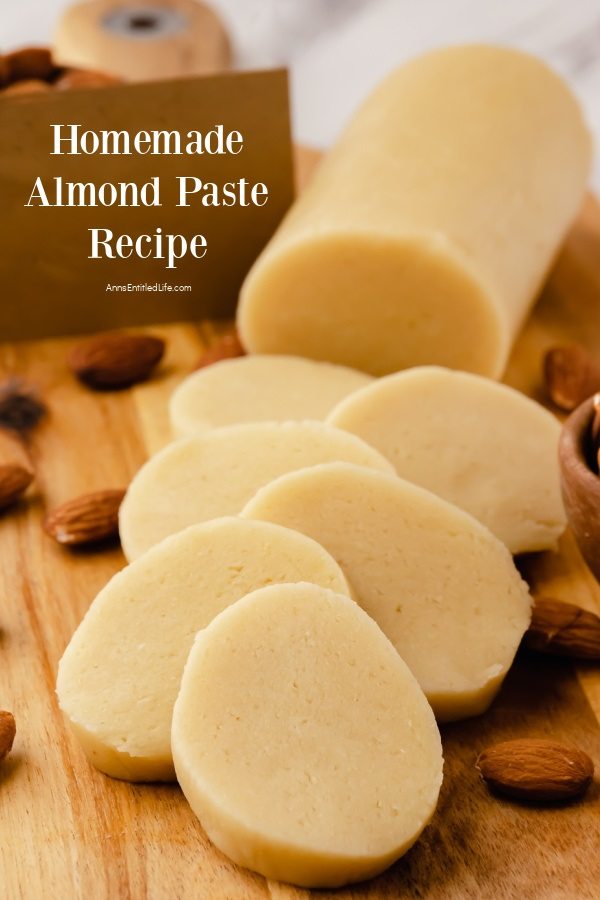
[0,462,33,509]
[523,597,600,659]
[69,332,165,389]
[0,711,16,761]
[3,79,51,97]
[44,489,126,546]
[544,345,600,411]
[6,47,55,83]
[55,69,121,90]
[477,738,594,802]
[194,331,245,370]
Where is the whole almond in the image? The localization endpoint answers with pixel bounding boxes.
[44,488,126,546]
[6,47,55,83]
[544,345,600,411]
[0,711,16,761]
[194,331,245,370]
[477,738,594,802]
[0,462,33,509]
[69,332,165,389]
[3,79,51,97]
[55,69,120,90]
[523,597,600,659]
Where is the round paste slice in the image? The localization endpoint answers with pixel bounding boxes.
[172,582,443,888]
[170,354,372,437]
[328,366,565,554]
[119,421,393,561]
[242,463,531,721]
[57,517,350,781]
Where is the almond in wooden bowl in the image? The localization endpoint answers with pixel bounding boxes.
[559,396,600,582]
[476,738,594,803]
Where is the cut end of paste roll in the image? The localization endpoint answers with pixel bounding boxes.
[239,232,509,378]
[169,354,372,437]
[118,420,393,561]
[242,462,532,721]
[327,365,566,553]
[56,517,350,781]
[237,45,591,378]
[172,582,443,888]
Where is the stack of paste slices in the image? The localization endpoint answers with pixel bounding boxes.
[57,42,587,890]
[57,348,569,889]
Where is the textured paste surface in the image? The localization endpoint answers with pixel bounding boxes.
[170,354,372,437]
[328,366,565,553]
[172,583,443,888]
[119,421,393,560]
[243,463,532,721]
[57,517,350,781]
[238,45,590,377]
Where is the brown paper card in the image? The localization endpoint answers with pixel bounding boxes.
[0,69,293,340]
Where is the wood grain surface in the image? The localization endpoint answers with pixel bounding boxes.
[1,152,600,899]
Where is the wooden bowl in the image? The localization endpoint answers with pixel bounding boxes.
[559,396,600,581]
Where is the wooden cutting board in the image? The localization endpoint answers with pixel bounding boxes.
[2,149,600,900]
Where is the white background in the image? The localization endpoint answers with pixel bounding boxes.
[4,0,600,188]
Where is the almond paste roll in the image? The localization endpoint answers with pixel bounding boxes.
[237,45,591,377]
